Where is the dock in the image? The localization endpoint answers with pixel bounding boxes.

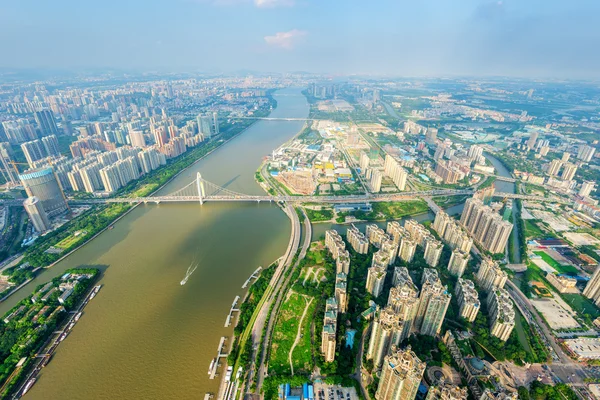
[208,336,229,380]
[224,296,240,328]
[241,267,262,289]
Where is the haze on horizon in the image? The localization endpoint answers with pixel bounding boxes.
[1,0,600,79]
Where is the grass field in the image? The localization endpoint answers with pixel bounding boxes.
[561,293,600,321]
[372,200,429,219]
[55,231,87,249]
[523,220,546,239]
[533,251,579,275]
[290,299,317,373]
[269,292,312,375]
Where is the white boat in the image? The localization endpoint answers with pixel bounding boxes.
[74,312,82,322]
[90,292,96,300]
[208,358,216,375]
[22,378,36,395]
[180,262,198,286]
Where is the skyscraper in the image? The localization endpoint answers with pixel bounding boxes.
[375,346,425,400]
[34,110,59,136]
[526,131,538,150]
[23,196,50,233]
[197,114,214,138]
[19,167,68,217]
[383,155,408,191]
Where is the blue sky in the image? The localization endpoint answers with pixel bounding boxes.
[1,0,599,78]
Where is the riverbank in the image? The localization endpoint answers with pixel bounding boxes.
[0,102,277,304]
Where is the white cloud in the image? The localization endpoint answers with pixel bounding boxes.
[264,29,306,49]
[254,0,294,7]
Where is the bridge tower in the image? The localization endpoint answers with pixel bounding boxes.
[196,172,206,205]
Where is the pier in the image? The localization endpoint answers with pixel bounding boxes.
[208,337,229,380]
[241,267,262,289]
[224,296,240,328]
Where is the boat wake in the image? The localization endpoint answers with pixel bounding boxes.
[180,261,199,285]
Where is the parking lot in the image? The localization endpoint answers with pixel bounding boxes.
[313,383,359,400]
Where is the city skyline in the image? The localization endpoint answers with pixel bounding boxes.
[1,0,600,79]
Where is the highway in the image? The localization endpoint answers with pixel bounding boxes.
[504,279,590,386]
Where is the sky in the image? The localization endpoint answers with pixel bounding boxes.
[1,0,600,78]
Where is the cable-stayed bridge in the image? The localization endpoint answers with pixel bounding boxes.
[69,173,571,206]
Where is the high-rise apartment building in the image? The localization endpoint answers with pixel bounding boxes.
[433,210,452,237]
[21,139,46,167]
[579,181,596,197]
[577,144,596,162]
[380,238,398,266]
[335,273,348,313]
[461,197,512,254]
[468,145,483,162]
[359,151,370,171]
[399,235,417,263]
[34,110,59,136]
[488,288,515,341]
[366,224,387,248]
[347,224,369,254]
[325,230,346,259]
[423,237,443,268]
[455,278,480,323]
[23,196,50,233]
[425,127,438,145]
[526,132,538,150]
[367,265,387,298]
[388,270,419,338]
[415,269,451,336]
[367,307,404,368]
[375,346,425,400]
[383,155,408,191]
[370,169,383,192]
[547,159,563,176]
[336,250,350,274]
[41,135,60,158]
[447,249,470,277]
[583,267,600,306]
[561,152,570,163]
[561,163,577,181]
[476,257,507,291]
[321,297,338,362]
[129,130,146,148]
[19,167,68,217]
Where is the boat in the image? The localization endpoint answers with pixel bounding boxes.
[224,366,233,382]
[208,358,216,375]
[90,292,96,300]
[180,262,199,286]
[59,333,67,342]
[74,312,82,322]
[94,284,102,293]
[22,378,36,395]
[41,354,52,367]
[109,225,114,230]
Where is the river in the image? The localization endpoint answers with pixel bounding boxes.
[5,88,308,400]
[484,153,521,263]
